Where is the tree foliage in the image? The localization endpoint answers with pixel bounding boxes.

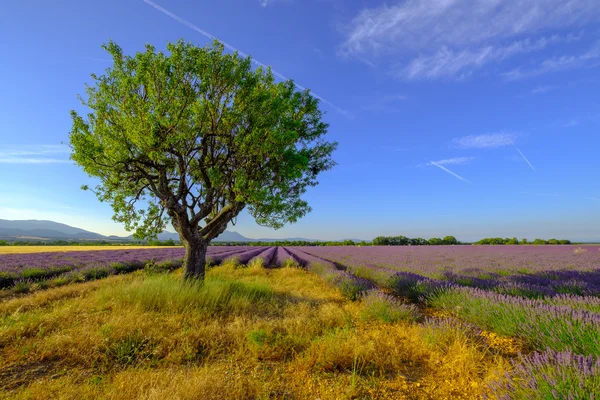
[69,40,337,279]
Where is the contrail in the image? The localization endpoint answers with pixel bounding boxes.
[515,147,536,171]
[507,138,536,171]
[429,161,472,184]
[143,0,351,117]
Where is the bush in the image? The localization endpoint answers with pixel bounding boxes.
[0,272,17,289]
[361,290,418,323]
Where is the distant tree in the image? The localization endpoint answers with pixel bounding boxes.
[533,239,548,245]
[428,237,443,245]
[442,236,458,245]
[521,238,528,245]
[70,40,336,281]
[0,240,7,246]
[559,239,571,245]
[548,238,559,245]
[372,236,390,246]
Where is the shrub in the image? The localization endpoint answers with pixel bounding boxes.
[0,272,17,289]
[13,280,32,294]
[105,332,154,366]
[361,290,418,323]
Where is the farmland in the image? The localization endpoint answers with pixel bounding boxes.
[1,245,599,398]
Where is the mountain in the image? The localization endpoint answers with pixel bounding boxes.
[0,219,105,240]
[0,219,255,242]
[0,219,354,243]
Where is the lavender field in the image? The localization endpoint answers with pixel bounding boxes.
[281,245,600,398]
[2,244,600,397]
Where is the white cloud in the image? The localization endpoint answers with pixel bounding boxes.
[452,133,518,149]
[531,85,554,95]
[338,0,598,80]
[503,41,600,80]
[397,35,570,80]
[0,145,70,164]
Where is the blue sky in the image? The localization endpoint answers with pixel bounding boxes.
[1,0,599,241]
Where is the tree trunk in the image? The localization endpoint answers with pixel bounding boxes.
[183,238,208,281]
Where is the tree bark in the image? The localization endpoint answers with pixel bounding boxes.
[182,238,208,281]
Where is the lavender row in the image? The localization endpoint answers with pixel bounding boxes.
[0,246,267,288]
[273,247,296,267]
[299,247,600,298]
[488,349,600,399]
[284,247,373,301]
[251,247,277,266]
[298,245,600,276]
[427,285,600,356]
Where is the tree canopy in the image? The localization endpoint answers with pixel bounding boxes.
[69,40,337,279]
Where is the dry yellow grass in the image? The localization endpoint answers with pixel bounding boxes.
[0,245,178,254]
[0,264,511,399]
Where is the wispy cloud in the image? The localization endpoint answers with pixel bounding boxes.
[429,161,472,184]
[338,0,597,80]
[453,133,517,149]
[531,85,554,95]
[396,36,571,80]
[0,145,70,164]
[521,192,558,197]
[453,133,535,171]
[143,0,350,117]
[584,197,600,201]
[503,41,600,80]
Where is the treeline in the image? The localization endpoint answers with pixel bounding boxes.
[475,237,572,245]
[213,236,460,246]
[212,240,364,247]
[372,235,458,246]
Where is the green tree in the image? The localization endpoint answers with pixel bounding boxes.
[428,237,443,245]
[442,236,458,245]
[70,40,337,281]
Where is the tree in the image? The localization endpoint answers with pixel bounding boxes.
[70,40,337,281]
[428,237,443,245]
[442,236,458,245]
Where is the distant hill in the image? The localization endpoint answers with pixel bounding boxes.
[0,219,327,243]
[0,219,105,240]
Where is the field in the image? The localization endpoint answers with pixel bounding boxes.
[0,246,168,255]
[0,245,599,398]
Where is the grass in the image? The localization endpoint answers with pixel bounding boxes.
[0,264,508,399]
